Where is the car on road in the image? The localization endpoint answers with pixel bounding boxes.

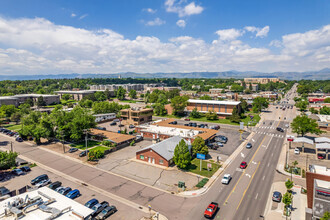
[49,181,62,190]
[110,121,116,126]
[221,174,232,185]
[0,187,10,196]
[294,148,300,155]
[68,147,78,153]
[317,153,326,160]
[31,174,49,185]
[285,124,289,128]
[272,191,282,202]
[12,169,24,176]
[15,137,23,142]
[240,161,247,169]
[91,201,109,218]
[246,143,252,149]
[20,166,31,172]
[204,202,218,218]
[79,150,89,157]
[184,118,190,121]
[66,189,80,199]
[85,198,99,209]
[60,187,72,196]
[36,179,51,188]
[276,127,284,132]
[96,205,117,219]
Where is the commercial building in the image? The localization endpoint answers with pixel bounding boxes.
[0,94,60,107]
[90,128,135,146]
[305,165,330,220]
[136,118,217,143]
[136,136,190,167]
[55,90,96,101]
[120,107,153,125]
[93,113,116,123]
[244,77,280,84]
[90,83,162,92]
[0,187,93,220]
[186,99,241,118]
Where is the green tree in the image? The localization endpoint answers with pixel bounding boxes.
[37,96,46,107]
[79,99,93,108]
[324,97,330,103]
[152,103,167,116]
[252,97,269,113]
[240,98,248,113]
[173,139,191,169]
[148,92,159,103]
[249,83,252,90]
[0,105,17,118]
[25,98,34,107]
[190,108,201,118]
[295,100,308,111]
[166,89,180,99]
[229,107,241,123]
[94,91,107,101]
[200,95,212,100]
[0,151,18,170]
[104,89,113,99]
[191,137,208,157]
[244,89,252,94]
[205,111,218,120]
[320,211,330,220]
[231,84,244,92]
[88,149,104,161]
[291,115,324,137]
[157,93,168,105]
[116,86,126,100]
[285,179,294,192]
[282,192,292,209]
[170,95,189,116]
[309,107,319,114]
[129,90,137,99]
[10,112,21,124]
[62,94,71,101]
[319,106,330,115]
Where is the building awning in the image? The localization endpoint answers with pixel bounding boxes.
[315,143,330,150]
[315,137,330,143]
[293,137,314,145]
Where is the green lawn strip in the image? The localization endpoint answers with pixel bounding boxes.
[185,158,221,178]
[119,100,137,103]
[70,140,101,149]
[90,145,110,153]
[2,124,22,131]
[188,116,239,126]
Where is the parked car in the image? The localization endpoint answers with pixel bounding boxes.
[204,202,218,218]
[118,124,124,127]
[317,153,326,160]
[60,187,72,196]
[96,127,106,130]
[66,189,80,199]
[207,143,218,150]
[96,205,117,219]
[240,161,247,169]
[221,174,232,185]
[36,179,51,188]
[136,135,143,142]
[85,198,99,209]
[210,125,220,130]
[215,136,227,143]
[169,121,177,125]
[79,150,89,157]
[20,166,31,172]
[110,122,117,126]
[191,123,197,127]
[113,119,120,122]
[12,169,24,176]
[129,124,135,129]
[55,186,65,193]
[276,127,284,132]
[184,124,189,126]
[15,137,23,142]
[49,181,62,190]
[0,187,10,196]
[184,118,190,121]
[198,124,205,128]
[68,147,78,153]
[215,142,224,147]
[294,148,300,155]
[31,174,49,185]
[246,143,252,149]
[91,201,109,217]
[272,191,282,202]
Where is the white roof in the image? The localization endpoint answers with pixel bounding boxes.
[315,179,330,189]
[188,99,241,105]
[309,165,330,176]
[293,137,314,145]
[315,143,330,149]
[93,113,116,117]
[139,124,200,138]
[315,137,330,143]
[0,187,93,220]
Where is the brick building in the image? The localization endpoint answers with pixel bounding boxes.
[186,99,241,119]
[244,77,280,84]
[55,90,97,101]
[0,94,60,107]
[120,107,153,125]
[136,136,190,167]
[305,165,330,220]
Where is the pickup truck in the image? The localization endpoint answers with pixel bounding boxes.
[204,202,218,218]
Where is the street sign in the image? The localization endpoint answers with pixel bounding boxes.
[240,122,244,130]
[196,153,206,160]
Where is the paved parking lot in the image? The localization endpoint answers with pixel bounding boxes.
[98,121,135,133]
[0,165,145,220]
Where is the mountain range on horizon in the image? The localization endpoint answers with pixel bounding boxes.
[0,68,329,81]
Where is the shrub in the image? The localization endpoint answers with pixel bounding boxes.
[196,178,209,188]
[130,140,135,146]
[88,149,104,161]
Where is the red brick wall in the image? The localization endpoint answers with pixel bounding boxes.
[306,172,330,208]
[136,149,170,167]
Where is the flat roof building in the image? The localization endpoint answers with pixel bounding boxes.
[120,107,153,125]
[244,77,280,84]
[90,128,136,146]
[0,94,60,107]
[55,90,96,101]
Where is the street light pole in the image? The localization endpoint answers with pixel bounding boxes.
[60,130,65,153]
[83,129,88,161]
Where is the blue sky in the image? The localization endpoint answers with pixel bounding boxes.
[0,0,329,75]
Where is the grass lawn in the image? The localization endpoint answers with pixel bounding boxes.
[2,124,22,131]
[70,140,101,149]
[119,100,137,103]
[241,113,261,126]
[61,99,77,105]
[161,114,182,119]
[185,158,221,178]
[90,146,109,153]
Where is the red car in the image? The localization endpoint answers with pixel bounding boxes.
[184,118,190,121]
[317,153,326,160]
[240,161,247,169]
[204,202,218,218]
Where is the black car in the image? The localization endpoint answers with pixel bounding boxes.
[96,205,117,219]
[272,191,282,202]
[31,174,49,185]
[20,166,31,172]
[169,121,177,125]
[68,147,78,153]
[60,187,72,195]
[110,122,117,126]
[49,181,62,190]
[184,124,189,126]
[118,124,124,127]
[79,150,89,157]
[207,143,218,150]
[276,127,284,132]
[15,137,23,142]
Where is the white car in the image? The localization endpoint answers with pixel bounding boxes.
[221,174,232,185]
[285,124,289,128]
[294,148,300,155]
[36,179,51,188]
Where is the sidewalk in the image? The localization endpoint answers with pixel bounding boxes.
[291,185,307,220]
[264,181,286,220]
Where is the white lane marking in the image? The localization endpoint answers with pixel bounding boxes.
[252,161,257,165]
[267,162,270,167]
[262,145,266,148]
[262,175,265,180]
[236,168,243,172]
[252,139,255,142]
[255,193,258,200]
[272,134,274,136]
[241,152,245,158]
[245,174,251,178]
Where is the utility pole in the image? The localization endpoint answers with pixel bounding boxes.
[61,130,65,153]
[10,141,13,152]
[83,129,88,161]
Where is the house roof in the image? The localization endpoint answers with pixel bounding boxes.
[136,136,189,161]
[188,99,241,105]
[90,129,135,144]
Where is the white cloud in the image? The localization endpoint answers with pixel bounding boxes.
[244,25,270,38]
[79,14,88,20]
[143,8,157,13]
[0,16,329,74]
[215,28,244,41]
[176,19,186,28]
[165,0,204,17]
[71,13,76,17]
[145,18,166,26]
